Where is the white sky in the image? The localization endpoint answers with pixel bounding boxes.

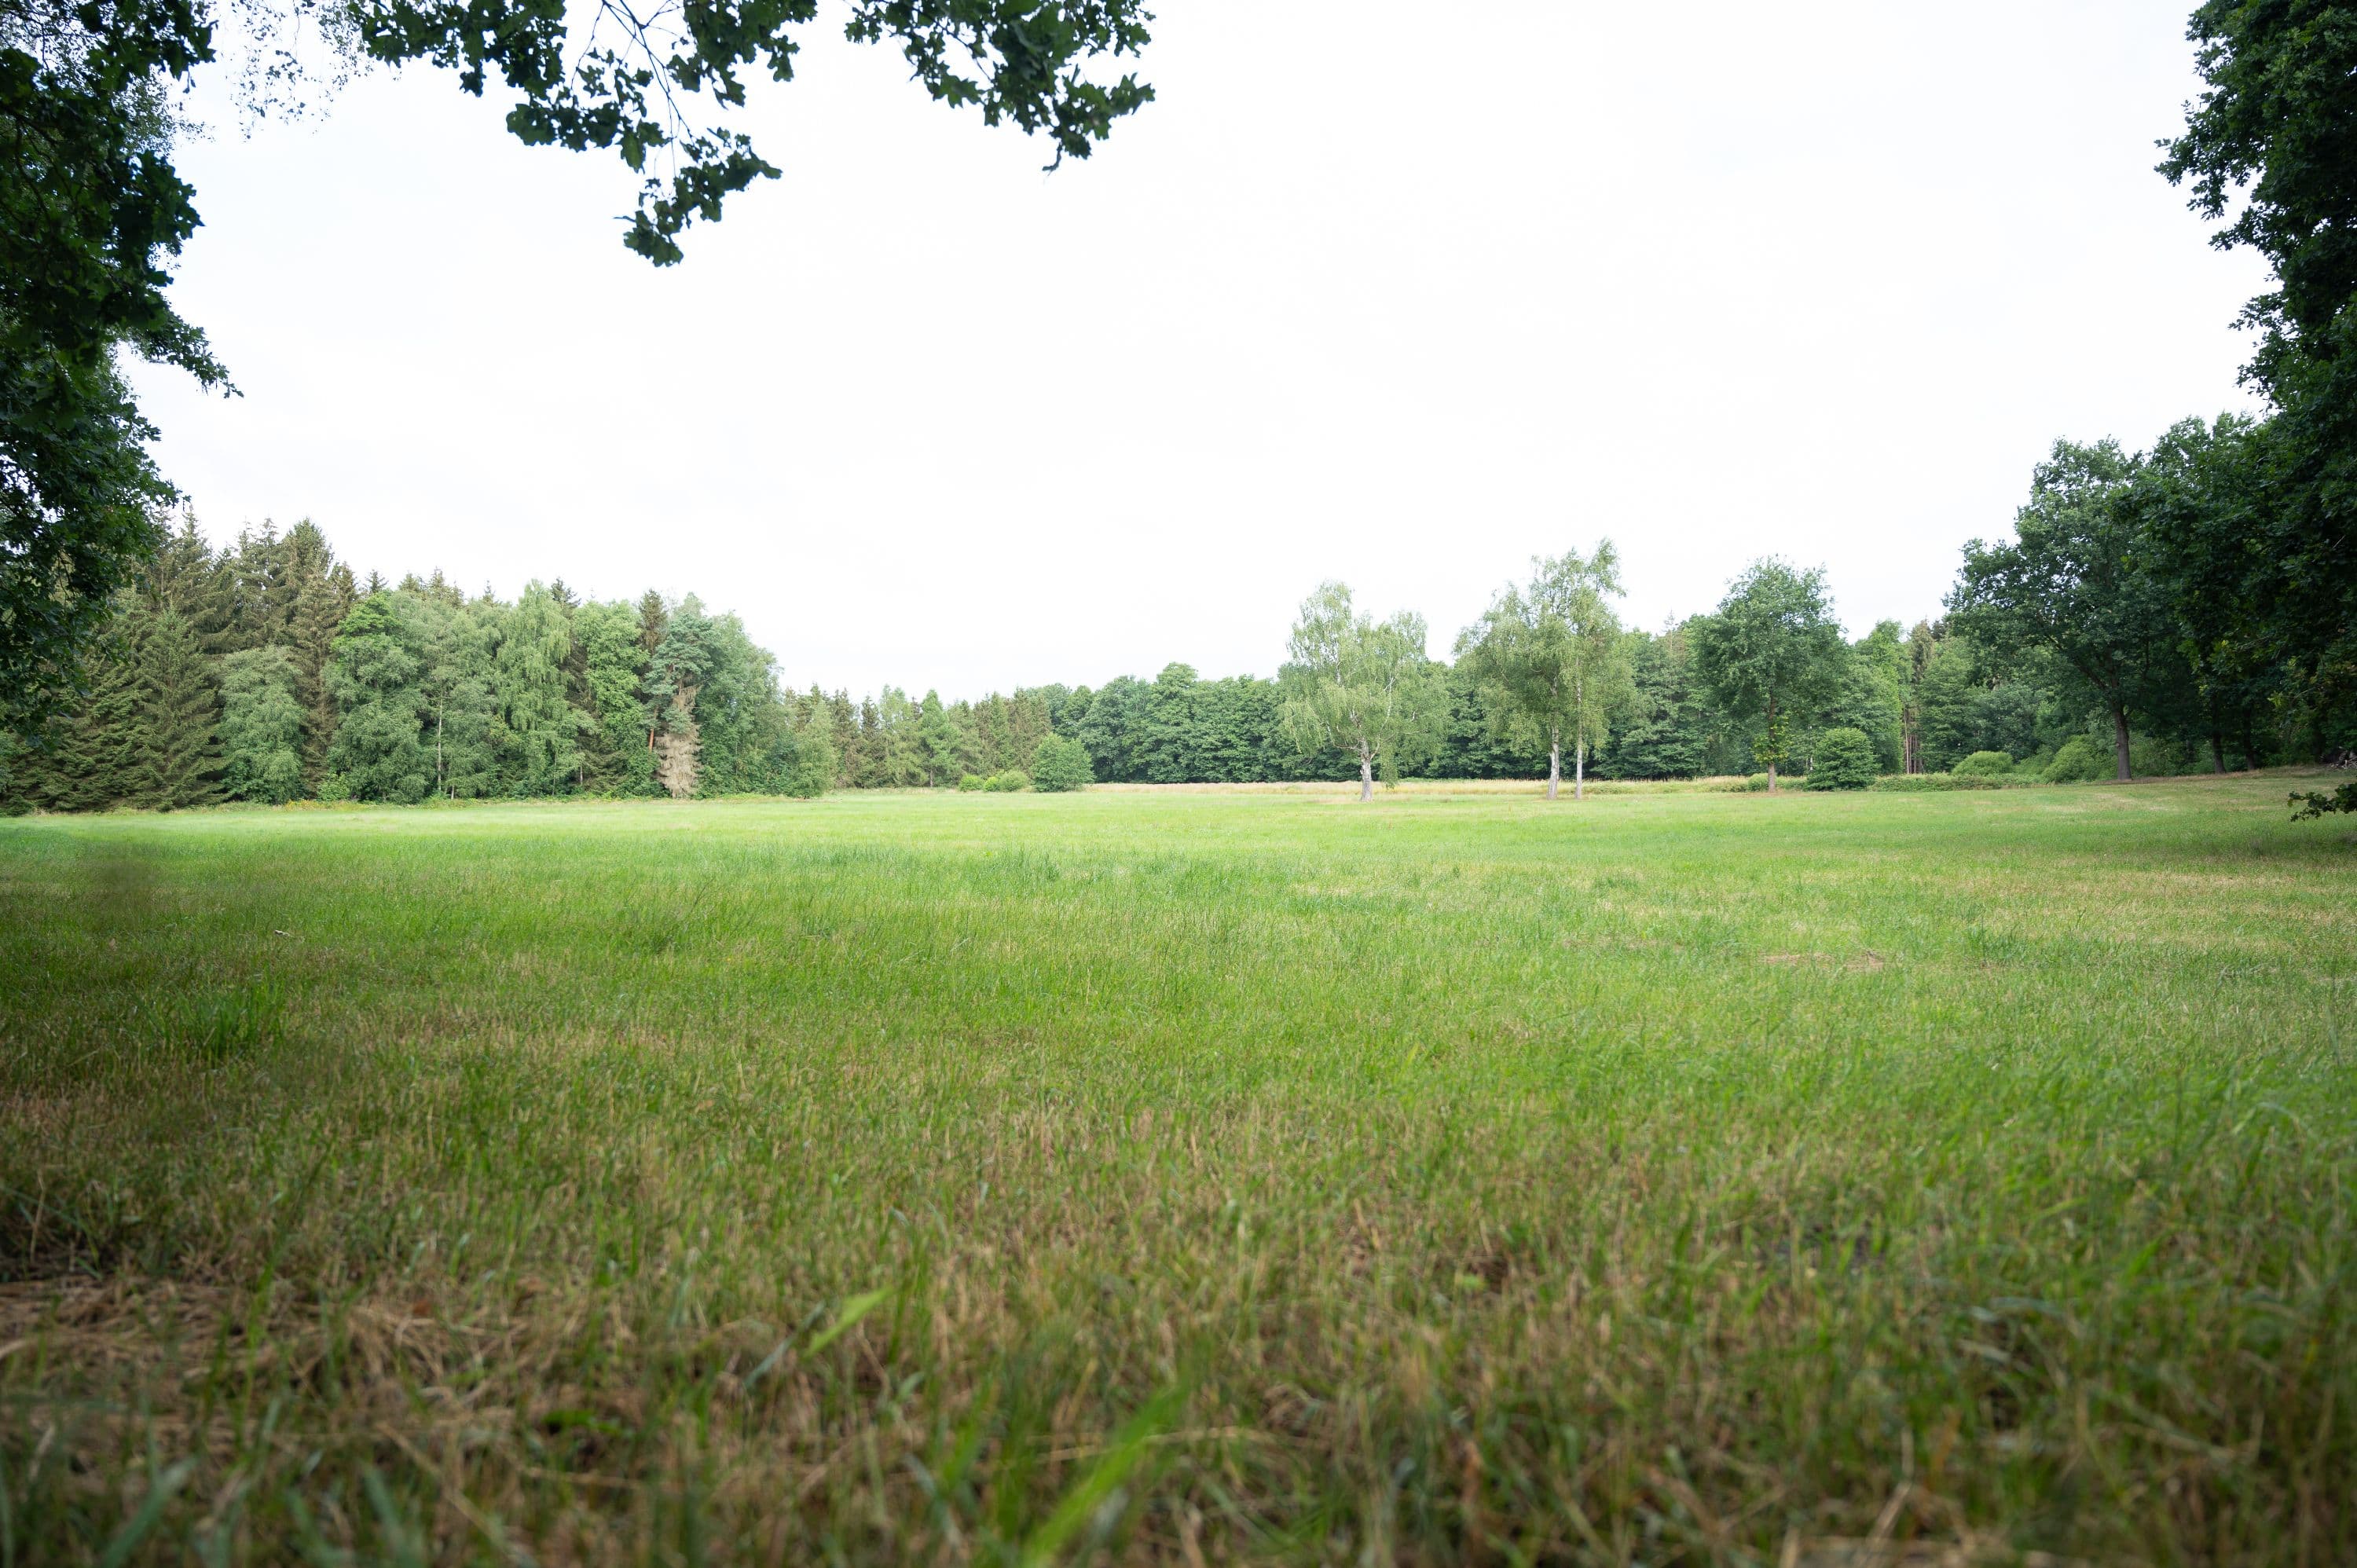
[130,1,2271,698]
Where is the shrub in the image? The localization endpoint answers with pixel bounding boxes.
[1743,773,1772,792]
[986,770,1030,793]
[2047,737,2107,783]
[1952,750,2014,778]
[1030,734,1094,793]
[956,774,987,793]
[1806,729,1878,789]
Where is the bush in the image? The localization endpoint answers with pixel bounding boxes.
[1030,734,1094,793]
[2047,737,2107,783]
[1805,728,1879,789]
[956,774,987,793]
[986,770,1030,793]
[1952,750,2014,778]
[1742,773,1772,792]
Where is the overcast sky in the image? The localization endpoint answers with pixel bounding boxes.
[130,1,2270,698]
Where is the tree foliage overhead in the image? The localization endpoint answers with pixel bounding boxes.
[0,0,230,731]
[353,0,1155,264]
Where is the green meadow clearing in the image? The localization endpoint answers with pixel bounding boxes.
[2,777,2353,1565]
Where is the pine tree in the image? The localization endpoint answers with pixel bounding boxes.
[136,606,222,809]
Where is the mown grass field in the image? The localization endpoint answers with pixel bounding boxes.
[2,776,2353,1565]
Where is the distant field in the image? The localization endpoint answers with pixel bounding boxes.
[2,778,2352,1564]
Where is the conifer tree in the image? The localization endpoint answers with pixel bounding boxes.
[214,523,285,654]
[276,528,356,790]
[135,606,222,809]
[643,599,713,798]
[145,514,233,650]
[219,647,305,803]
[16,607,145,811]
[575,599,654,794]
[917,691,961,786]
[636,590,669,658]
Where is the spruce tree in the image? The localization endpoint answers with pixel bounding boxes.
[219,647,305,803]
[136,607,222,809]
[214,522,285,653]
[17,606,145,811]
[636,589,669,658]
[285,555,356,790]
[575,599,652,794]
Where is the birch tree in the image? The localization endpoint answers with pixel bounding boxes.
[1278,582,1444,801]
[1456,541,1633,800]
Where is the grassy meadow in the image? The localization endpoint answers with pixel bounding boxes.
[2,775,2353,1565]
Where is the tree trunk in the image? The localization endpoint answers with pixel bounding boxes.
[2111,706,2132,781]
[1574,738,1585,800]
[1546,742,1560,800]
[1358,743,1373,802]
[2209,731,2227,775]
[1767,761,1778,792]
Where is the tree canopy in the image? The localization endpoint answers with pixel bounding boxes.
[1278,582,1445,802]
[1691,560,1846,791]
[1456,542,1632,800]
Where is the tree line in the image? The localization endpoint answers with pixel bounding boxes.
[0,520,837,811]
[15,494,2338,813]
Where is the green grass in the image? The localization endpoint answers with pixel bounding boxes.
[1,775,2352,1565]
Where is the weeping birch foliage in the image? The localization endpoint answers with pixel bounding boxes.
[1457,542,1633,800]
[1278,582,1445,801]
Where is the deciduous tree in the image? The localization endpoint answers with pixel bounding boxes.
[1456,542,1632,800]
[1692,559,1846,791]
[1279,582,1443,802]
[1947,441,2189,781]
